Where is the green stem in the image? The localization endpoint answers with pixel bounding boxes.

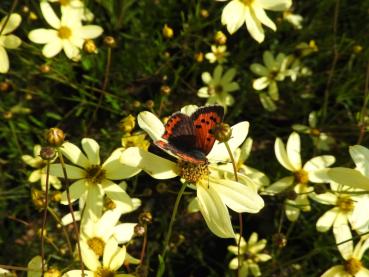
[40,160,50,275]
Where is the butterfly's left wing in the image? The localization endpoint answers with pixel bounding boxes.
[191,105,224,155]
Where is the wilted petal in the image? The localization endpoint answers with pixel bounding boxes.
[197,185,235,238]
[120,147,177,179]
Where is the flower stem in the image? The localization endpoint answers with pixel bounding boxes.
[140,224,148,263]
[160,182,187,266]
[40,160,50,275]
[224,141,243,277]
[57,149,84,275]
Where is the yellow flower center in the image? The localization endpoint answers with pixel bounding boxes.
[310,128,321,137]
[294,169,309,184]
[241,0,254,6]
[344,258,362,275]
[178,160,209,184]
[58,26,72,39]
[95,267,115,277]
[59,0,70,5]
[85,165,106,185]
[87,237,105,257]
[336,196,355,213]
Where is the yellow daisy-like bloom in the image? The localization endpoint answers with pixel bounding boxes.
[48,0,94,22]
[49,138,140,225]
[218,0,292,43]
[321,236,369,277]
[28,1,102,60]
[22,145,61,190]
[265,132,335,221]
[228,232,271,277]
[121,105,264,238]
[0,13,22,73]
[205,45,229,64]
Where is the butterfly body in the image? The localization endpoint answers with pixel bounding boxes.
[154,105,224,164]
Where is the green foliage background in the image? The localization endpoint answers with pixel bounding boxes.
[1,0,369,276]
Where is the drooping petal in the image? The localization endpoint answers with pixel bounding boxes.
[259,0,292,11]
[137,111,165,141]
[120,147,177,179]
[303,155,336,173]
[244,6,265,43]
[274,138,294,171]
[252,3,276,30]
[40,1,61,29]
[329,168,369,191]
[2,34,21,49]
[316,208,339,232]
[49,163,86,179]
[103,180,133,213]
[286,132,301,171]
[103,148,141,179]
[221,0,247,35]
[28,29,58,44]
[60,179,87,204]
[210,178,264,213]
[60,141,90,168]
[207,121,249,162]
[0,46,9,73]
[264,176,294,195]
[0,13,21,34]
[350,145,369,177]
[197,184,235,238]
[333,214,353,260]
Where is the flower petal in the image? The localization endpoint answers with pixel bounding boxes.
[137,111,165,141]
[79,25,103,39]
[28,29,58,44]
[103,180,133,213]
[316,207,339,232]
[250,63,269,76]
[207,121,249,162]
[0,46,9,73]
[63,270,94,277]
[120,147,177,179]
[333,214,353,260]
[103,148,141,179]
[259,0,292,11]
[303,155,335,173]
[0,13,21,34]
[320,265,346,277]
[83,184,104,223]
[60,141,90,168]
[221,0,247,34]
[274,137,294,171]
[350,145,369,177]
[49,163,86,179]
[60,179,87,204]
[284,200,300,221]
[252,3,276,31]
[2,34,21,49]
[80,240,100,271]
[113,223,136,244]
[264,176,294,195]
[329,168,369,191]
[40,1,61,29]
[286,132,301,171]
[245,6,265,43]
[253,77,269,90]
[210,178,264,213]
[81,138,100,165]
[197,185,235,238]
[95,209,121,240]
[42,40,63,58]
[62,39,80,60]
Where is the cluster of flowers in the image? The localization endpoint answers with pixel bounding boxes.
[0,0,102,73]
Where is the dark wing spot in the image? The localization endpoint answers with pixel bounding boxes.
[195,124,201,129]
[206,138,211,142]
[201,119,205,123]
[206,121,210,125]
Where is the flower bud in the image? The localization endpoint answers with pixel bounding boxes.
[0,81,11,92]
[83,39,98,54]
[145,100,155,109]
[273,233,287,248]
[194,52,204,63]
[212,122,232,143]
[214,31,227,45]
[132,100,141,108]
[51,192,62,202]
[156,182,168,193]
[32,189,45,209]
[40,64,51,73]
[200,9,209,18]
[104,36,117,48]
[138,211,152,225]
[162,24,174,39]
[3,111,13,119]
[353,44,363,54]
[46,128,65,147]
[40,146,56,161]
[119,114,136,133]
[134,224,145,236]
[160,85,171,96]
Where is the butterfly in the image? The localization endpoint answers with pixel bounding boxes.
[154,105,224,164]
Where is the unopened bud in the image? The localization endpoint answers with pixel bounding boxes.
[273,233,287,248]
[139,211,152,225]
[3,111,13,119]
[51,192,62,202]
[0,81,11,92]
[120,114,136,133]
[156,182,168,193]
[134,224,146,236]
[162,24,174,39]
[212,122,232,142]
[132,100,141,108]
[194,52,204,63]
[145,100,155,109]
[160,85,171,96]
[40,146,56,161]
[40,64,51,73]
[83,39,98,54]
[200,9,209,18]
[104,36,117,48]
[214,31,227,45]
[46,128,65,147]
[32,189,45,209]
[353,44,363,54]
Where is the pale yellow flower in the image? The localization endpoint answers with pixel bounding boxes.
[205,45,229,64]
[22,145,61,190]
[28,2,102,60]
[218,0,292,43]
[228,232,271,276]
[0,13,22,73]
